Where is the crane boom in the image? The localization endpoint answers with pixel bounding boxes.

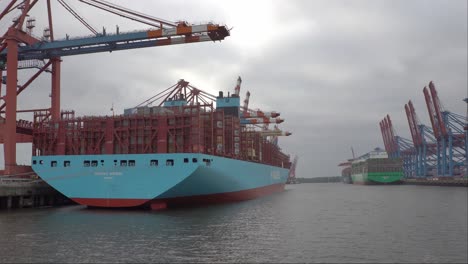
[423,86,441,139]
[408,100,422,146]
[1,24,230,61]
[405,103,418,146]
[380,121,390,153]
[258,130,292,137]
[241,110,280,118]
[429,81,448,138]
[240,117,284,125]
[381,119,389,153]
[233,76,242,96]
[242,91,250,114]
[386,115,397,154]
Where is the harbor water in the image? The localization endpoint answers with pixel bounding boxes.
[0,183,467,263]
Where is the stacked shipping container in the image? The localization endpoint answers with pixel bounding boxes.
[32,104,290,169]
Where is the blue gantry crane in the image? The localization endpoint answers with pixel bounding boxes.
[423,82,466,177]
[380,81,467,178]
[405,100,438,177]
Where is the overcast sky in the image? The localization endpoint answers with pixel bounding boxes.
[1,0,467,177]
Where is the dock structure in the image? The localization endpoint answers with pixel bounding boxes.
[403,177,468,187]
[0,176,69,209]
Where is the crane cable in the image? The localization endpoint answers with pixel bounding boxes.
[57,0,98,36]
[88,0,176,27]
[79,0,176,29]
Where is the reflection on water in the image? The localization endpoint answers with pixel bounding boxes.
[0,184,467,263]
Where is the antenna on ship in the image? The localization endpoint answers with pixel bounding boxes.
[110,102,114,117]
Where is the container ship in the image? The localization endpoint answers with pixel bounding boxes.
[31,78,292,209]
[350,148,403,185]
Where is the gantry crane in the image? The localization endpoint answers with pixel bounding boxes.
[423,82,466,176]
[240,95,289,135]
[380,81,466,178]
[380,114,415,177]
[404,100,437,177]
[0,0,230,175]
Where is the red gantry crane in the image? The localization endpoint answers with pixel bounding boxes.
[0,0,230,175]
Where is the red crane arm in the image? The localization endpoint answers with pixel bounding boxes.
[14,0,31,30]
[47,0,55,41]
[423,86,440,139]
[384,119,393,153]
[382,118,392,153]
[242,91,250,113]
[386,115,397,154]
[429,81,448,137]
[12,0,39,30]
[408,100,422,146]
[405,104,418,147]
[380,121,390,153]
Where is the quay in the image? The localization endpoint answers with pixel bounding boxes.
[403,177,468,187]
[0,176,70,209]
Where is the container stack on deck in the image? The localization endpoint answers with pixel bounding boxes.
[32,81,291,169]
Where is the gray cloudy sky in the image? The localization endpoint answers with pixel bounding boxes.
[1,0,467,177]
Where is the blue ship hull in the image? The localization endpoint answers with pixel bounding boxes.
[31,154,289,208]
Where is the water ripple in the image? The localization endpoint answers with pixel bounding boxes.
[0,184,466,263]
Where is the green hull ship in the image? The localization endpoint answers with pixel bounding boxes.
[351,148,403,185]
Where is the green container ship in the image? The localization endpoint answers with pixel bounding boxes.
[351,148,403,185]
